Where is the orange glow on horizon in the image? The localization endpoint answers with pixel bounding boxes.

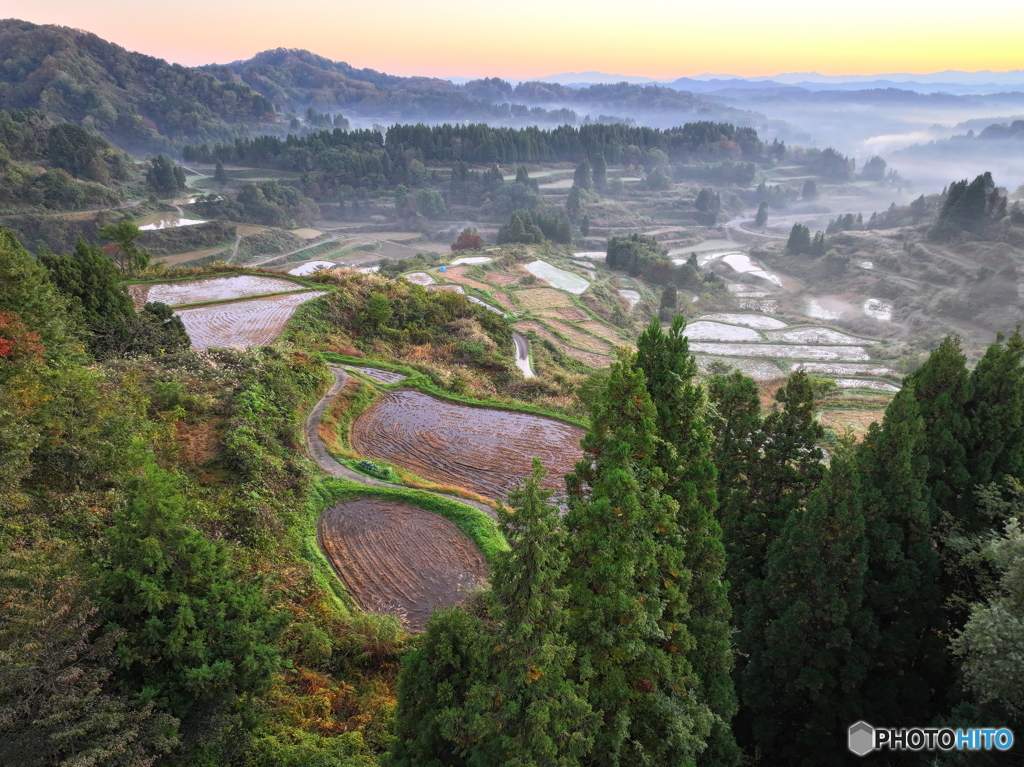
[4,0,1022,80]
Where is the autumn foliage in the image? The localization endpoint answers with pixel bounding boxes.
[451,227,484,251]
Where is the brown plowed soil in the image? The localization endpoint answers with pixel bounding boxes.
[351,390,585,499]
[492,291,518,310]
[535,306,589,322]
[319,499,487,631]
[514,288,574,309]
[441,267,492,291]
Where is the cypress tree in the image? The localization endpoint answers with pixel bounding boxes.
[100,466,285,727]
[634,317,739,766]
[742,444,871,764]
[564,350,712,767]
[856,384,946,724]
[213,160,228,185]
[707,371,763,603]
[460,459,596,767]
[386,607,488,767]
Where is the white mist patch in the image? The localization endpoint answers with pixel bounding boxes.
[524,260,590,294]
[404,272,435,285]
[699,313,787,330]
[863,298,893,321]
[685,321,762,341]
[689,343,871,361]
[288,261,337,276]
[451,256,492,265]
[618,289,640,311]
[766,328,876,345]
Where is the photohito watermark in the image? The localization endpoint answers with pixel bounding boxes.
[849,721,1014,756]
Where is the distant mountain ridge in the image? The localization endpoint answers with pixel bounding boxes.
[0,19,276,151]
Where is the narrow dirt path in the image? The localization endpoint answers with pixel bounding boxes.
[305,366,498,520]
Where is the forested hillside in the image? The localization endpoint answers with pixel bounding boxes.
[0,20,276,151]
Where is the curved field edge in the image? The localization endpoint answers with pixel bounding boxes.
[319,352,589,428]
[310,478,508,566]
[122,268,324,291]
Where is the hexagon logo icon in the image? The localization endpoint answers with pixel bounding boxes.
[849,721,875,756]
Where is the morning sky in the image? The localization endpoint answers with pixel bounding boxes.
[5,0,1022,78]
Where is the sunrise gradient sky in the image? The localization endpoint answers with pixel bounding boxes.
[5,0,1023,79]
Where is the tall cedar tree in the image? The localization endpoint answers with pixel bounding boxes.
[385,606,488,767]
[901,336,974,628]
[634,317,739,766]
[564,350,712,767]
[743,444,871,764]
[855,384,946,725]
[100,467,285,729]
[458,459,597,767]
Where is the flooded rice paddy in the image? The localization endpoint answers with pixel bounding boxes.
[524,260,590,294]
[175,291,325,349]
[131,275,302,307]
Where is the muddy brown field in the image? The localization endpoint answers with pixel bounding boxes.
[319,498,487,631]
[351,390,585,498]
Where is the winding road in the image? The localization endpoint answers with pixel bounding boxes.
[512,331,534,378]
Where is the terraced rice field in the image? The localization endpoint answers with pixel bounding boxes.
[578,321,629,345]
[479,271,520,286]
[440,267,492,291]
[698,357,784,380]
[535,306,589,322]
[765,328,875,345]
[288,261,337,276]
[689,342,870,361]
[130,275,300,308]
[319,498,487,631]
[819,408,887,439]
[450,256,492,265]
[492,291,519,311]
[685,321,762,341]
[700,313,786,329]
[790,362,896,376]
[542,319,613,353]
[468,296,506,315]
[517,322,612,367]
[175,292,325,349]
[524,260,590,294]
[618,289,641,311]
[404,272,435,285]
[426,285,464,293]
[863,299,894,321]
[514,288,575,309]
[347,366,408,384]
[833,378,900,392]
[351,390,586,499]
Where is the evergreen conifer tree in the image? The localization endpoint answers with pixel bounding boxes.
[592,153,607,189]
[742,444,871,764]
[563,350,712,767]
[856,384,946,724]
[386,607,487,767]
[634,317,739,766]
[213,160,228,185]
[100,466,285,727]
[459,459,597,767]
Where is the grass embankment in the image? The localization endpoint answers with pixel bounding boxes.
[310,478,508,563]
[320,352,588,428]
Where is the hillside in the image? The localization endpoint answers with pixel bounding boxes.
[0,19,276,151]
